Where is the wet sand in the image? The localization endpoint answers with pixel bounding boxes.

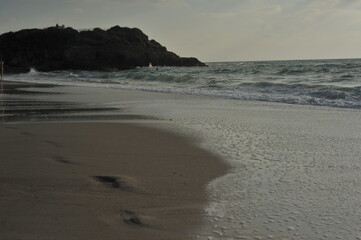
[0,81,227,240]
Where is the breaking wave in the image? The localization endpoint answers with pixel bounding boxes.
[6,59,361,109]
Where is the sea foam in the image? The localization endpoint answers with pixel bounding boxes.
[6,59,361,108]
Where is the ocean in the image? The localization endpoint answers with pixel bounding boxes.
[5,59,361,240]
[7,58,361,109]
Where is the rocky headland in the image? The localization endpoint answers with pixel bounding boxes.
[0,25,206,73]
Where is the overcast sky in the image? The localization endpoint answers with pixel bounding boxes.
[0,0,361,62]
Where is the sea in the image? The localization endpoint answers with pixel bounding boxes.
[5,59,361,240]
[6,58,361,109]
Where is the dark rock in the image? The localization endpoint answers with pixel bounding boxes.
[0,25,206,73]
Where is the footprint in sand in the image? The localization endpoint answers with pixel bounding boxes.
[51,155,74,164]
[93,176,121,188]
[92,175,142,193]
[121,210,168,230]
[122,210,143,225]
[44,140,61,148]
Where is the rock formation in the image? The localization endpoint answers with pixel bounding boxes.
[0,25,206,73]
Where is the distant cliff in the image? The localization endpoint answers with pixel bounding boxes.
[0,25,206,73]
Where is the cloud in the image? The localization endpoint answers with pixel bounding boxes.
[74,0,187,6]
[243,5,283,15]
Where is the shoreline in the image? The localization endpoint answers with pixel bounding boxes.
[0,81,228,239]
[3,78,361,239]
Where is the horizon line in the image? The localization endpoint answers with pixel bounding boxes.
[205,57,361,63]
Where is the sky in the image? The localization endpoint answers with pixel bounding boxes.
[0,0,361,62]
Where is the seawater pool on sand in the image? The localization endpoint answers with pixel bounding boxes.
[125,96,361,240]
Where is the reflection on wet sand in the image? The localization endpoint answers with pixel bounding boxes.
[0,81,154,123]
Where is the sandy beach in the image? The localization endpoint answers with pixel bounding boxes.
[2,1,361,237]
[2,75,361,239]
[0,81,227,240]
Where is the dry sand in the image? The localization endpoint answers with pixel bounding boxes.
[0,122,226,240]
